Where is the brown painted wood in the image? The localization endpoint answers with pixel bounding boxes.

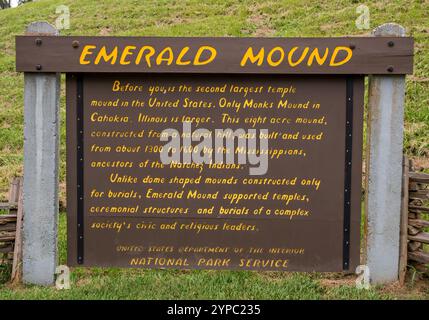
[350,77,365,272]
[66,74,365,271]
[66,73,78,266]
[16,36,413,74]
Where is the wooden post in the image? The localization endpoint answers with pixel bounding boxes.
[22,22,60,286]
[8,178,20,206]
[365,23,407,284]
[11,178,23,283]
[399,156,409,285]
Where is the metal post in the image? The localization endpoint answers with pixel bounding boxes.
[365,23,407,284]
[22,22,60,285]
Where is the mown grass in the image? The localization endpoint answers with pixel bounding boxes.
[0,0,428,299]
[0,0,428,196]
[0,214,427,299]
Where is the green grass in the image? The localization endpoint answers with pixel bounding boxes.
[0,0,427,196]
[0,0,428,299]
[0,214,427,299]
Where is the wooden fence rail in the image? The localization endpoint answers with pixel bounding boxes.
[0,177,23,283]
[400,158,429,284]
[0,215,16,263]
[408,167,429,264]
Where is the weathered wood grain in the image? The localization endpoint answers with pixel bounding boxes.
[399,155,409,285]
[408,232,429,244]
[0,222,16,232]
[0,231,16,242]
[408,241,422,252]
[408,225,420,236]
[0,243,13,254]
[408,251,429,264]
[408,219,429,228]
[409,172,429,184]
[12,177,23,283]
[408,205,429,213]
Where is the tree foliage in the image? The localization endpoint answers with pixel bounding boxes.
[0,0,32,9]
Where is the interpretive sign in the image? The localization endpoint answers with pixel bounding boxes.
[64,72,363,271]
[15,36,413,273]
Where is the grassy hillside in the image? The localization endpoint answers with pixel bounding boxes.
[0,0,428,196]
[0,0,428,299]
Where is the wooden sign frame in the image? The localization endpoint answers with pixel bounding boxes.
[16,36,413,74]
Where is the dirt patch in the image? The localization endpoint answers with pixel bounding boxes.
[319,277,356,288]
[408,75,429,82]
[411,156,429,171]
[379,274,429,299]
[319,272,428,299]
[59,182,67,211]
[246,3,276,37]
[99,27,112,36]
[319,272,357,287]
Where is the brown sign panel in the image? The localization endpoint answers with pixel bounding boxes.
[66,73,364,271]
[17,36,413,74]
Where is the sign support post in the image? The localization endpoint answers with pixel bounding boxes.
[365,23,407,284]
[22,22,60,285]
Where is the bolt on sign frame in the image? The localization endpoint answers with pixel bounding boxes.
[16,36,414,273]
